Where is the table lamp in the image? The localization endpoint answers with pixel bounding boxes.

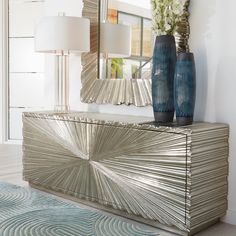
[35,15,90,112]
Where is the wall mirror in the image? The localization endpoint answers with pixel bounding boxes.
[99,0,152,81]
[81,0,190,106]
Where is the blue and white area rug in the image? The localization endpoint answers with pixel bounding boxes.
[0,182,159,236]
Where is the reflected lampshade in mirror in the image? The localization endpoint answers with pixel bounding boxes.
[100,22,131,58]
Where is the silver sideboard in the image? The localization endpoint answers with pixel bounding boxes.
[22,112,229,236]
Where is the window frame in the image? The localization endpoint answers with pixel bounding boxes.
[117,10,152,78]
[0,0,9,143]
[1,0,47,143]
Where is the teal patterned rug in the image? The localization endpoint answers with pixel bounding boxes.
[0,182,159,236]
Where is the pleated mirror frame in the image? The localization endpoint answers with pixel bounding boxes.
[80,0,190,106]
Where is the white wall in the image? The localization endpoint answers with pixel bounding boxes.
[109,0,151,18]
[189,0,236,225]
[0,1,3,143]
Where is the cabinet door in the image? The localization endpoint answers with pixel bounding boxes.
[23,116,189,230]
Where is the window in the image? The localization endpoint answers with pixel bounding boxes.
[106,9,153,79]
[118,12,152,79]
[142,18,152,58]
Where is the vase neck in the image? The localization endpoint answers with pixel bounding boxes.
[156,35,175,44]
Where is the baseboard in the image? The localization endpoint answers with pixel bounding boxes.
[222,210,236,225]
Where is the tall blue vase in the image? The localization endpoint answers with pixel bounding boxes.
[152,35,176,123]
[174,52,196,125]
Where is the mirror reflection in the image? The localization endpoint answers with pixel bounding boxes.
[99,0,153,80]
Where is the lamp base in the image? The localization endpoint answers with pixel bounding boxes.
[55,54,70,113]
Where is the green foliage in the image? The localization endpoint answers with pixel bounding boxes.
[110,58,124,79]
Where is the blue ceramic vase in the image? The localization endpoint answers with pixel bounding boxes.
[174,52,196,125]
[151,35,176,123]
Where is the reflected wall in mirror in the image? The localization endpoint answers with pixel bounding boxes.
[99,0,152,80]
[81,0,190,106]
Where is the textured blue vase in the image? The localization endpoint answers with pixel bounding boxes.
[152,35,176,123]
[174,52,196,125]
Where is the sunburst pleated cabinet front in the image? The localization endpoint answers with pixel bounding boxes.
[22,112,229,235]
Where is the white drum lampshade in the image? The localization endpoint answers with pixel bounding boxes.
[35,16,90,54]
[100,22,131,58]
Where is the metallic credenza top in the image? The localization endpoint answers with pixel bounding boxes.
[22,111,229,236]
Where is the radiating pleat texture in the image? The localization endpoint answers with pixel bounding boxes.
[0,182,159,236]
[22,112,229,234]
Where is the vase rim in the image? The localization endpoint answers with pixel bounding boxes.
[178,52,194,55]
[156,35,175,43]
[177,52,194,61]
[156,34,175,37]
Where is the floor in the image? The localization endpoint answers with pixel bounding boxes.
[0,144,236,236]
